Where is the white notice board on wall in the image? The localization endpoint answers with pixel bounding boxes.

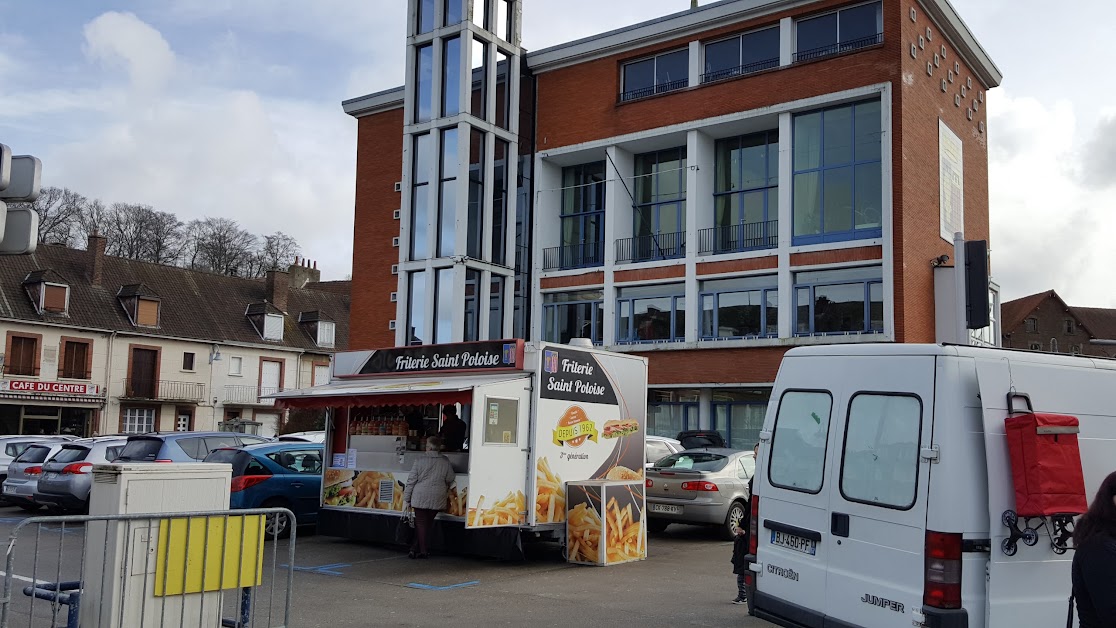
[939,120,964,242]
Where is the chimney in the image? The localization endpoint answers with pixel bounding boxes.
[691,0,699,7]
[265,269,290,313]
[87,233,106,286]
[287,258,321,289]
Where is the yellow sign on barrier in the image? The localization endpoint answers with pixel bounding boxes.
[154,515,265,596]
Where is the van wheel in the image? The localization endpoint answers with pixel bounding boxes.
[262,499,293,540]
[723,500,747,540]
[647,518,670,533]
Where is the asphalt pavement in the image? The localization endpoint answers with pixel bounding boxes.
[0,504,775,627]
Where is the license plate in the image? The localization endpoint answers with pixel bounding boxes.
[649,503,682,515]
[43,472,58,480]
[2,486,11,495]
[771,530,816,556]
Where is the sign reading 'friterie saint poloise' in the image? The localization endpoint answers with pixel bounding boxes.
[0,380,101,395]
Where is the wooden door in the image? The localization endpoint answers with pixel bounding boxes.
[130,348,158,398]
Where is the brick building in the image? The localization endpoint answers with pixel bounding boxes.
[342,0,1001,448]
[1001,290,1116,359]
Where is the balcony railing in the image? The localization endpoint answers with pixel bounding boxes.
[121,379,206,403]
[619,78,689,103]
[542,242,605,271]
[793,33,883,63]
[616,231,686,264]
[698,220,778,255]
[224,385,284,406]
[700,57,780,84]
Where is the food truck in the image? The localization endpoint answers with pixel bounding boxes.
[271,340,648,561]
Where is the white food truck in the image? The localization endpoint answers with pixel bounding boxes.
[272,340,648,561]
[748,343,1116,628]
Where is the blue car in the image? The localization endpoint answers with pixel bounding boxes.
[203,442,324,539]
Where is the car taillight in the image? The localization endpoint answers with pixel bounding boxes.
[924,530,963,609]
[749,496,759,555]
[645,478,653,488]
[680,481,719,491]
[155,459,173,463]
[230,475,270,493]
[62,463,93,475]
[25,466,42,476]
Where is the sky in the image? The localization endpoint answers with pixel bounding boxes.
[1,0,1114,306]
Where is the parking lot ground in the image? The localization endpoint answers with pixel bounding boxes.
[0,505,776,627]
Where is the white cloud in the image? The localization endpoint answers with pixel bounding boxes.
[83,12,176,95]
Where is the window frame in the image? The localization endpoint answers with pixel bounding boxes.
[767,389,834,495]
[712,400,769,450]
[316,321,336,348]
[701,25,780,84]
[229,356,244,377]
[709,130,779,255]
[700,279,779,340]
[629,148,688,263]
[59,337,92,380]
[1024,317,1039,333]
[543,292,604,345]
[557,162,607,270]
[647,401,699,438]
[793,267,884,336]
[4,332,42,377]
[1064,319,1076,335]
[182,352,196,372]
[620,48,690,102]
[616,286,687,344]
[837,391,924,511]
[263,313,284,341]
[41,283,70,314]
[793,1,883,63]
[121,407,156,435]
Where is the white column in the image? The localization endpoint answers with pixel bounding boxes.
[688,40,701,87]
[687,129,714,342]
[780,17,794,66]
[777,112,794,338]
[699,388,713,431]
[603,146,634,347]
[531,157,562,343]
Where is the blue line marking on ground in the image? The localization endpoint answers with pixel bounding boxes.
[406,580,480,591]
[280,563,350,576]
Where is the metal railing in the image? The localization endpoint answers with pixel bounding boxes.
[793,33,883,63]
[542,242,605,271]
[224,385,283,406]
[0,508,296,628]
[615,231,686,263]
[619,78,689,102]
[121,379,205,402]
[698,220,778,255]
[700,57,780,84]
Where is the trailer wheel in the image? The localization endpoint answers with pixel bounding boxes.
[1021,528,1039,547]
[1001,538,1017,556]
[1001,510,1018,528]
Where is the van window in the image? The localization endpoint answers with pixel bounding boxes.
[769,391,832,493]
[840,393,922,509]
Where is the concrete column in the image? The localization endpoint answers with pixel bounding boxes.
[688,40,701,87]
[603,145,634,347]
[779,17,794,66]
[777,112,794,338]
[687,129,714,342]
[699,388,713,430]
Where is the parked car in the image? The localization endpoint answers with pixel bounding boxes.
[675,430,727,449]
[114,432,272,463]
[277,431,326,444]
[203,442,324,540]
[645,448,755,539]
[0,436,77,484]
[2,442,72,511]
[34,437,128,513]
[645,435,684,468]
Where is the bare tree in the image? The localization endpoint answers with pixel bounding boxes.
[103,203,150,260]
[76,199,108,240]
[184,217,258,276]
[252,232,302,276]
[145,210,185,265]
[13,186,87,246]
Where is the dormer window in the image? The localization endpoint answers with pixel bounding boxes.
[247,303,285,342]
[22,271,70,316]
[264,313,284,341]
[117,284,161,328]
[317,321,336,347]
[42,284,69,314]
[298,311,335,348]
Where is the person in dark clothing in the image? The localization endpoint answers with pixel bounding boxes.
[1072,470,1116,627]
[731,527,749,604]
[438,406,467,452]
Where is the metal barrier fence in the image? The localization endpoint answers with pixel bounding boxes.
[0,508,295,628]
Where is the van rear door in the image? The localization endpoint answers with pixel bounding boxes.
[822,356,934,628]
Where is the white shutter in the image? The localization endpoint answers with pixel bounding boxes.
[264,314,284,341]
[314,365,330,386]
[317,322,336,347]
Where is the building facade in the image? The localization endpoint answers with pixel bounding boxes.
[344,0,1001,449]
[1001,290,1116,359]
[0,236,350,437]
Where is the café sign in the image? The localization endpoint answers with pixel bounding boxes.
[0,380,101,396]
[357,340,525,376]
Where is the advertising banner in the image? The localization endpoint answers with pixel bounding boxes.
[357,340,525,376]
[0,380,100,395]
[529,344,647,526]
[565,480,647,565]
[321,468,469,519]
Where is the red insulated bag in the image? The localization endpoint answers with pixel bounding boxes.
[1004,413,1088,517]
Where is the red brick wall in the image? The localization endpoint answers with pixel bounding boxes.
[697,256,778,275]
[790,246,883,267]
[636,346,790,386]
[614,266,686,283]
[895,0,991,343]
[535,0,902,151]
[540,272,605,290]
[350,109,404,350]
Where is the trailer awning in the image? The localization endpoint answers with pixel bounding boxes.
[268,374,531,410]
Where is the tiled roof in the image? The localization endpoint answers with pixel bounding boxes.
[0,244,350,352]
[1069,307,1116,342]
[1001,290,1056,334]
[117,283,159,298]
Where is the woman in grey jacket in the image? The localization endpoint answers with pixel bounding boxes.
[403,435,457,558]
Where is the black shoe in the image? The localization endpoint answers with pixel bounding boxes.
[416,553,429,559]
[407,550,416,559]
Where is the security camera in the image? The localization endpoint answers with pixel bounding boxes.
[931,254,950,267]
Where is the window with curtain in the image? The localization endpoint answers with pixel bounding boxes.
[709,130,779,254]
[544,290,603,345]
[794,266,884,335]
[616,283,686,343]
[700,276,779,339]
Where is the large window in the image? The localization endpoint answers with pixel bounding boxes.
[122,407,156,434]
[491,139,510,264]
[438,128,459,257]
[489,276,506,339]
[435,268,455,343]
[543,290,603,345]
[464,269,481,342]
[407,271,428,345]
[627,148,686,263]
[61,340,91,379]
[700,276,778,339]
[621,49,689,101]
[552,162,606,270]
[648,389,700,437]
[840,394,921,509]
[418,0,436,33]
[411,133,433,260]
[794,266,883,335]
[703,26,780,83]
[444,0,463,26]
[495,51,512,130]
[706,130,778,254]
[769,390,832,494]
[793,100,882,244]
[795,1,883,62]
[713,389,770,450]
[5,335,38,376]
[415,44,434,124]
[617,283,686,343]
[442,36,462,117]
[470,38,487,119]
[467,128,486,258]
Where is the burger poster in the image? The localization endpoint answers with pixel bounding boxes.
[529,344,647,527]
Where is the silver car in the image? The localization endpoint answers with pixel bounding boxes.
[0,436,76,484]
[3,442,70,511]
[646,448,755,539]
[645,435,684,468]
[35,437,128,513]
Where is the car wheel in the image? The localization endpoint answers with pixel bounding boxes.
[17,503,41,512]
[647,518,671,534]
[262,499,293,541]
[723,500,747,541]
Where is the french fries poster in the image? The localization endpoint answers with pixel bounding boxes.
[566,481,647,565]
[530,345,648,527]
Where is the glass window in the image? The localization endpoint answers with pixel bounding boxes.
[656,452,730,472]
[489,276,505,339]
[435,268,455,344]
[411,133,433,260]
[442,36,462,117]
[769,391,832,493]
[553,161,606,270]
[495,0,512,41]
[483,397,519,444]
[700,276,778,339]
[472,0,487,29]
[491,140,509,264]
[471,39,488,119]
[445,0,464,26]
[645,440,672,465]
[713,391,770,450]
[51,446,90,464]
[415,44,434,124]
[628,148,687,262]
[795,2,881,61]
[704,38,741,82]
[122,408,156,435]
[438,128,459,257]
[418,0,436,33]
[707,131,779,254]
[467,128,486,258]
[543,290,603,345]
[794,266,884,335]
[841,394,921,509]
[792,100,882,244]
[703,27,779,83]
[621,49,689,101]
[495,51,511,130]
[464,269,481,342]
[616,284,686,343]
[407,271,428,345]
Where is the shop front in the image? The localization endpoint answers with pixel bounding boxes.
[0,379,104,436]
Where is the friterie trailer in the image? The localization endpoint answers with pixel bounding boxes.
[272,340,648,559]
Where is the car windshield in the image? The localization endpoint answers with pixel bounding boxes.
[15,446,52,464]
[654,452,730,472]
[116,439,163,462]
[203,449,250,475]
[5,443,32,458]
[679,433,725,449]
[50,446,90,463]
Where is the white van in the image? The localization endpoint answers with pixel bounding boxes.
[748,344,1116,628]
